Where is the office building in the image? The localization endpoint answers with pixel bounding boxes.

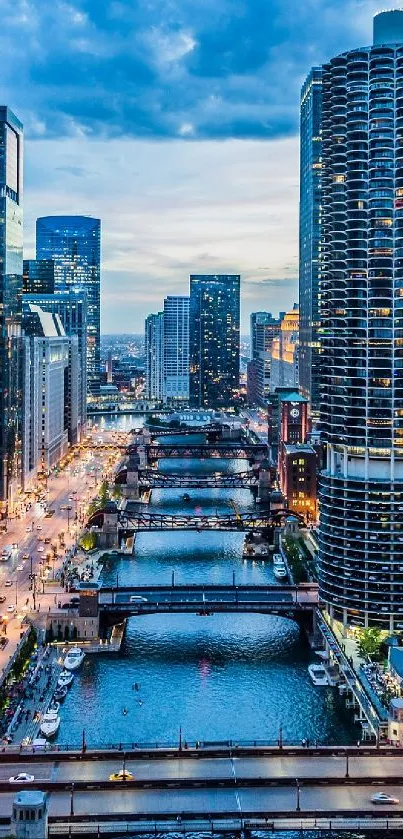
[270,305,300,393]
[23,291,87,437]
[21,305,79,487]
[163,296,189,403]
[0,108,23,514]
[246,359,259,406]
[23,259,55,295]
[279,444,317,523]
[145,313,164,400]
[318,10,403,629]
[268,389,308,465]
[299,67,322,415]
[189,274,240,408]
[36,215,101,395]
[249,311,282,406]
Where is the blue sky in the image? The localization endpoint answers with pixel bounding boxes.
[3,0,394,331]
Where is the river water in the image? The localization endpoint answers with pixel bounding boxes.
[59,417,356,750]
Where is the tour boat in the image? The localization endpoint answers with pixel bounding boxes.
[57,670,74,689]
[63,647,85,671]
[273,564,288,581]
[40,709,60,739]
[273,553,284,567]
[48,702,60,715]
[54,685,68,701]
[308,664,329,686]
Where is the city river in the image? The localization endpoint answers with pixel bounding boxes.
[57,416,357,751]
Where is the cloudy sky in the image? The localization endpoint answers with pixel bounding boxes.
[2,0,395,331]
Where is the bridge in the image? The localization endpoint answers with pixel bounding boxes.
[118,510,284,532]
[137,470,259,489]
[144,443,268,461]
[97,583,318,622]
[2,747,403,834]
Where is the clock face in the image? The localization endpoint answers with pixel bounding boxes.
[290,408,300,419]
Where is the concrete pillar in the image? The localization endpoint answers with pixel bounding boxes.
[99,502,119,548]
[137,445,147,468]
[258,460,272,502]
[126,467,140,499]
[11,791,48,838]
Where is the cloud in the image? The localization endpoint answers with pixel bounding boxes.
[24,135,299,331]
[1,0,396,141]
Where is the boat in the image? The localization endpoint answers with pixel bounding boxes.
[308,664,329,686]
[315,650,329,661]
[274,564,288,581]
[54,685,68,701]
[63,647,85,671]
[57,670,74,689]
[273,553,284,567]
[48,702,60,714]
[40,709,60,739]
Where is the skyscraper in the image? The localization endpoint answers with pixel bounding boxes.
[299,67,323,415]
[163,296,189,403]
[270,305,300,393]
[145,313,164,400]
[0,107,23,513]
[36,216,101,395]
[23,259,55,295]
[189,274,240,408]
[249,311,282,406]
[318,10,403,630]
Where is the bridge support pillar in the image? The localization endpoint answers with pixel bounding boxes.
[137,445,148,468]
[98,503,120,549]
[124,466,140,500]
[258,462,272,503]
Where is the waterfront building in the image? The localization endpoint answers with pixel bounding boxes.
[23,259,55,295]
[0,107,23,515]
[270,305,300,393]
[163,295,189,403]
[249,311,282,406]
[267,389,308,465]
[145,312,164,400]
[279,443,317,522]
[23,291,87,438]
[189,274,240,408]
[21,305,79,486]
[318,10,403,630]
[299,67,323,416]
[36,215,101,395]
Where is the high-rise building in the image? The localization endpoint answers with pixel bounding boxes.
[23,291,87,438]
[249,311,282,406]
[270,305,300,393]
[23,259,55,295]
[0,107,23,514]
[189,275,240,408]
[163,296,189,403]
[299,67,322,415]
[318,10,403,630]
[36,216,101,395]
[145,313,164,400]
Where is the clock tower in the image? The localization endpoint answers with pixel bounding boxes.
[279,392,308,446]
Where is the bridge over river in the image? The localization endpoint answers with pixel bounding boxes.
[118,510,292,532]
[137,469,259,489]
[2,748,403,835]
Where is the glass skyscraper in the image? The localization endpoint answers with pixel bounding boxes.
[299,67,322,415]
[189,274,240,408]
[249,311,282,406]
[23,259,55,295]
[36,216,101,395]
[163,296,189,403]
[318,10,403,630]
[145,313,164,400]
[0,107,23,513]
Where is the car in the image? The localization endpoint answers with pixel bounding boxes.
[4,580,13,587]
[16,565,23,572]
[371,792,400,805]
[0,596,6,603]
[44,537,51,544]
[22,553,30,561]
[129,595,148,603]
[108,770,134,782]
[9,772,35,784]
[37,546,44,553]
[36,525,42,531]
[26,526,32,533]
[7,605,16,613]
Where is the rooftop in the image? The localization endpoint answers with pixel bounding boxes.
[278,391,307,404]
[14,790,46,807]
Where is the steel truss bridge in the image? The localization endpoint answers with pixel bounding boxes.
[137,470,259,489]
[118,510,280,532]
[144,443,268,460]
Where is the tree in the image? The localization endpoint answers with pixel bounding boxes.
[111,485,122,500]
[98,480,110,506]
[356,627,383,661]
[79,530,98,551]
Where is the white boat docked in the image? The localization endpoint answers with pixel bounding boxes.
[274,564,288,581]
[57,670,74,689]
[40,709,60,739]
[308,664,329,686]
[63,647,85,671]
[273,553,284,567]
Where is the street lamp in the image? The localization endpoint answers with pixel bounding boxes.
[295,778,301,812]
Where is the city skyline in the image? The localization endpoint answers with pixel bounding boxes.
[3,0,394,332]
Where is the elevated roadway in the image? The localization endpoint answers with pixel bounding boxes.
[119,511,282,532]
[144,443,268,460]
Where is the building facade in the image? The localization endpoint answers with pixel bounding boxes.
[145,313,164,400]
[36,216,101,395]
[299,67,323,415]
[163,296,189,403]
[279,443,317,522]
[270,305,300,393]
[23,291,87,439]
[23,259,55,295]
[249,312,282,406]
[189,274,240,408]
[0,108,23,514]
[318,10,403,630]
